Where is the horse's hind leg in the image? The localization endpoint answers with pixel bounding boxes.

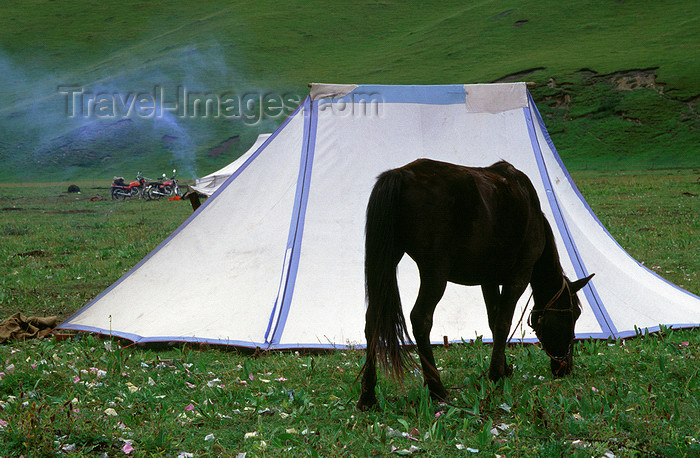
[410,274,448,401]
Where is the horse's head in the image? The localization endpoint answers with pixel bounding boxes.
[529,274,594,376]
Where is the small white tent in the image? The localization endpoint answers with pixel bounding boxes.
[192,133,272,196]
[59,83,700,348]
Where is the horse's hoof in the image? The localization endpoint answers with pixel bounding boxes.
[550,357,572,377]
[429,387,448,402]
[357,393,378,411]
[504,364,513,377]
[488,364,513,381]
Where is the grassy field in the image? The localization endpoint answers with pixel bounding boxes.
[0,327,697,456]
[0,183,193,320]
[0,171,698,455]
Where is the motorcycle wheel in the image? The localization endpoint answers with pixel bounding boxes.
[111,187,127,201]
[147,186,162,200]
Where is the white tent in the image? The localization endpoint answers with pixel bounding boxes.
[59,83,700,349]
[192,133,272,196]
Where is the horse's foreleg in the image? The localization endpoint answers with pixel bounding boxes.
[358,324,378,410]
[410,277,447,401]
[481,283,500,332]
[483,282,526,381]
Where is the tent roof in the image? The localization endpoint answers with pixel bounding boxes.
[58,83,700,349]
[192,133,272,196]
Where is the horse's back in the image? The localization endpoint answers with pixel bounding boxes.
[386,158,545,284]
[394,158,537,215]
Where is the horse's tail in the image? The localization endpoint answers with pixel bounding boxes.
[364,169,412,379]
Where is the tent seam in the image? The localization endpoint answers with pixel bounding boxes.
[266,97,318,346]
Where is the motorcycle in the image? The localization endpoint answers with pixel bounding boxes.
[111,172,146,200]
[144,169,180,200]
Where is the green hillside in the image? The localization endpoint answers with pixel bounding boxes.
[0,0,697,181]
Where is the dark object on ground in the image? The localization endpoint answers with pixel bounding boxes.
[183,191,202,211]
[68,184,81,193]
[0,312,59,343]
[13,250,48,258]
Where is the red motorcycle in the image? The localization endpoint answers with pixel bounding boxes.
[145,169,181,200]
[111,172,146,200]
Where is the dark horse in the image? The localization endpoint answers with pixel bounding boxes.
[358,159,593,410]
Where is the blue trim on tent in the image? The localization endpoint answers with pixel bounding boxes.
[57,323,680,350]
[57,100,306,336]
[59,321,267,348]
[264,246,292,344]
[321,84,468,105]
[527,95,620,336]
[615,323,700,339]
[523,96,617,339]
[263,98,311,344]
[57,323,148,343]
[57,319,628,350]
[265,98,318,346]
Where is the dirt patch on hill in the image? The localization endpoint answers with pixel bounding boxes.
[207,135,240,158]
[537,67,665,113]
[492,67,546,83]
[491,67,663,92]
[607,68,664,92]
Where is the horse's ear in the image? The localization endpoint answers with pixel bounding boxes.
[570,274,594,293]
